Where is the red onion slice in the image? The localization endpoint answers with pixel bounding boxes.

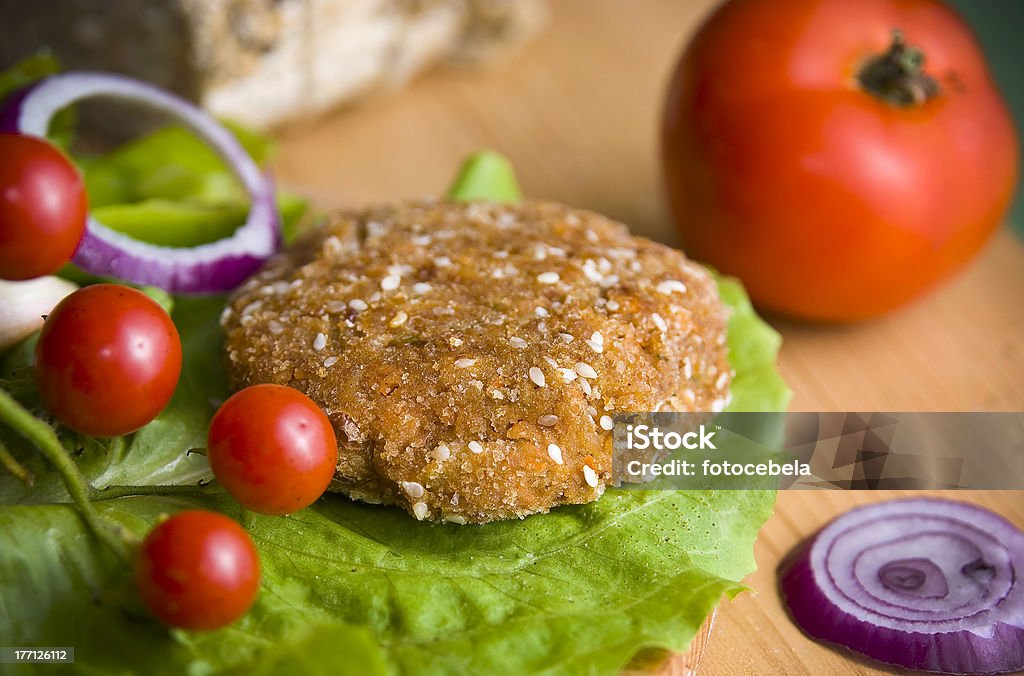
[0,72,280,293]
[781,498,1024,674]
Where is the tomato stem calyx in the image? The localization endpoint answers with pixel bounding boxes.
[859,30,940,107]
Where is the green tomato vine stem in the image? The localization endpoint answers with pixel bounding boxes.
[90,482,214,501]
[0,387,131,564]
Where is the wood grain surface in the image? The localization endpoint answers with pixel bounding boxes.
[271,1,1024,673]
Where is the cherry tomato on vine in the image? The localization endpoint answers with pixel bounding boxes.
[662,0,1018,321]
[0,133,87,280]
[35,284,182,436]
[135,510,260,631]
[207,384,337,515]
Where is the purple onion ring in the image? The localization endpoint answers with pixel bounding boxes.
[0,72,280,293]
[780,498,1024,674]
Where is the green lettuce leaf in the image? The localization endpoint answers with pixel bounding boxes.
[0,276,785,675]
[447,151,523,203]
[0,53,74,149]
[0,53,60,102]
[1,489,772,676]
[78,125,306,247]
[717,277,790,413]
[81,124,269,208]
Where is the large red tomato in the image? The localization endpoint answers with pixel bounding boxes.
[662,0,1018,321]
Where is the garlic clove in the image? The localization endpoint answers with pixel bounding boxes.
[0,277,79,351]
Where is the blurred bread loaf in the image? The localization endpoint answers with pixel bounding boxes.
[0,0,548,130]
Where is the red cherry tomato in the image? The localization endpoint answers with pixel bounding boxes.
[35,284,182,436]
[207,384,337,515]
[662,0,1019,321]
[135,510,260,631]
[0,133,87,280]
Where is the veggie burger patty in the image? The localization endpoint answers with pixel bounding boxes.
[222,200,731,523]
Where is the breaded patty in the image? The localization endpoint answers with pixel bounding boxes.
[221,200,731,523]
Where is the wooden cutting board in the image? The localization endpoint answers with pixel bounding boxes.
[622,613,716,675]
[272,1,1024,672]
